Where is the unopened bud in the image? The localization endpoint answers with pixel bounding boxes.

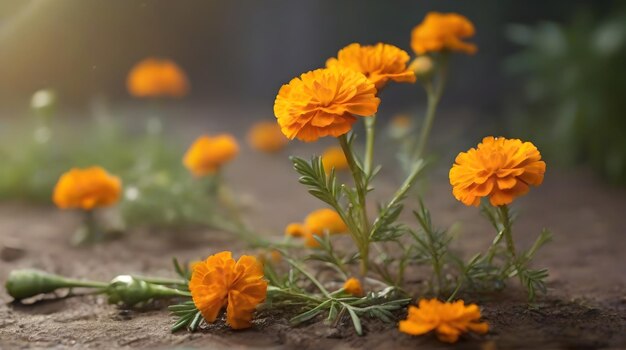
[409,56,434,79]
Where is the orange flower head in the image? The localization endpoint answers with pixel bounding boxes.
[285,222,306,238]
[274,67,380,142]
[247,121,288,153]
[411,12,477,55]
[127,58,189,98]
[449,136,546,207]
[399,299,488,343]
[183,134,239,177]
[53,167,122,211]
[304,208,348,236]
[343,278,364,297]
[189,251,268,329]
[326,43,416,90]
[321,146,348,173]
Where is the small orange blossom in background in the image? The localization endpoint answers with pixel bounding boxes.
[183,134,239,177]
[411,12,477,55]
[399,299,488,343]
[189,251,267,329]
[285,208,348,248]
[127,58,189,98]
[326,43,416,90]
[449,136,546,206]
[321,146,348,173]
[343,278,364,297]
[247,121,288,153]
[53,167,122,210]
[274,67,380,142]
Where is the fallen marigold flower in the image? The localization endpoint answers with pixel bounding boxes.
[321,146,349,173]
[411,12,477,55]
[183,134,239,177]
[274,67,380,142]
[247,121,288,153]
[449,136,546,206]
[53,167,121,210]
[284,208,348,248]
[399,299,488,343]
[343,277,364,297]
[189,251,267,329]
[127,58,189,98]
[326,43,416,90]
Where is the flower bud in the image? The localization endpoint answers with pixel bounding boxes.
[408,56,434,79]
[6,269,76,300]
[107,275,187,306]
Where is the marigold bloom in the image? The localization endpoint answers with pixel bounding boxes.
[343,277,364,297]
[127,58,189,98]
[321,146,348,173]
[247,121,288,153]
[411,12,477,55]
[399,299,488,343]
[284,208,348,248]
[326,43,416,90]
[189,251,267,329]
[53,167,121,210]
[274,67,380,142]
[183,134,239,177]
[449,136,546,206]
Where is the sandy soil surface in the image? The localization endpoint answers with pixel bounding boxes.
[1,115,625,349]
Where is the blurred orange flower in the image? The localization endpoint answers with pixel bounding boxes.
[321,146,348,173]
[183,134,239,177]
[127,58,189,98]
[343,277,364,297]
[411,12,477,55]
[274,67,380,142]
[326,43,416,89]
[399,299,488,343]
[189,251,267,329]
[449,136,546,206]
[53,167,121,210]
[247,121,288,153]
[284,208,348,248]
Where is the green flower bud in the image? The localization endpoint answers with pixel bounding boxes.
[107,275,188,306]
[5,269,105,301]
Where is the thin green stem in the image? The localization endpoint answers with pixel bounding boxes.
[499,205,517,261]
[131,276,188,286]
[338,135,370,276]
[285,258,332,298]
[363,115,376,178]
[63,278,109,290]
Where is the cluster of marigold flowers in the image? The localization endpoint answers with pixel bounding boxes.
[48,11,549,344]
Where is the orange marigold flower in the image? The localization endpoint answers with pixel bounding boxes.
[304,208,348,236]
[189,251,268,329]
[127,58,189,98]
[285,222,306,237]
[399,299,488,343]
[274,67,380,142]
[449,136,546,207]
[411,12,477,55]
[343,277,364,297]
[326,43,416,90]
[53,167,122,210]
[321,146,348,173]
[247,121,288,153]
[183,134,239,177]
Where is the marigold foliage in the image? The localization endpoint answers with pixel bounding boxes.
[274,67,380,142]
[399,299,488,343]
[189,251,268,329]
[183,134,239,177]
[53,166,121,210]
[411,12,477,55]
[326,43,416,89]
[127,58,189,98]
[247,121,288,153]
[449,136,546,206]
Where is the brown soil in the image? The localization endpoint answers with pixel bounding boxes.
[1,136,625,349]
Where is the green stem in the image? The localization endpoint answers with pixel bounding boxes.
[499,205,517,261]
[131,276,188,286]
[338,135,370,276]
[363,115,376,178]
[414,53,449,160]
[285,258,332,298]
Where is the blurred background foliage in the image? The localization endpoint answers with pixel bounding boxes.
[505,5,626,184]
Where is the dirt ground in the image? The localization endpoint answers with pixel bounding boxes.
[1,114,625,349]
